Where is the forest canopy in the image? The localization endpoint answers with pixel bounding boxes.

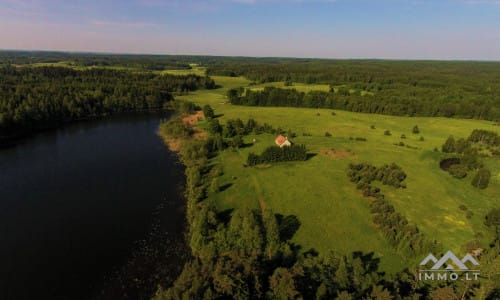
[0,65,215,140]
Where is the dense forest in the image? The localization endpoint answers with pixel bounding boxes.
[0,65,215,141]
[209,59,500,120]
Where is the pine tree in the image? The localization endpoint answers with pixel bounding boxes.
[442,135,456,153]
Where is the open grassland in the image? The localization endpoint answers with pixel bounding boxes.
[160,65,207,76]
[180,74,499,274]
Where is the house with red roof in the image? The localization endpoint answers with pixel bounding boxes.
[275,135,292,148]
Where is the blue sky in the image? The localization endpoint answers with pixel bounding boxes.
[0,0,499,59]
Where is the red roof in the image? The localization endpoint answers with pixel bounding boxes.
[275,135,287,145]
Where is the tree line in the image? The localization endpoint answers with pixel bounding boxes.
[228,86,499,120]
[347,163,441,257]
[247,144,308,166]
[0,66,215,142]
[212,59,500,121]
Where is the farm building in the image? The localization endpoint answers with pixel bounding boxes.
[275,135,292,148]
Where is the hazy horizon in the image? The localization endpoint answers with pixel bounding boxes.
[1,0,500,60]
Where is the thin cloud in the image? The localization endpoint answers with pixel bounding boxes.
[90,20,156,28]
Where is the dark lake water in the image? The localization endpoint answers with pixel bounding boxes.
[0,114,185,300]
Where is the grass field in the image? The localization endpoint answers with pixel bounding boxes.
[179,74,499,274]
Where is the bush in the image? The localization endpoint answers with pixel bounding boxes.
[442,135,456,153]
[419,136,425,141]
[355,137,367,141]
[401,134,406,139]
[448,164,468,179]
[484,208,500,228]
[384,130,391,136]
[325,132,332,137]
[370,125,376,129]
[471,168,491,189]
[331,111,336,116]
[412,125,420,134]
[202,104,215,120]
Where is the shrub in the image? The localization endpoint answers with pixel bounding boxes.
[331,111,336,116]
[419,136,425,141]
[484,208,500,228]
[325,132,332,137]
[355,137,367,141]
[448,164,468,179]
[401,134,406,139]
[412,125,420,134]
[202,104,215,120]
[442,135,456,153]
[370,125,376,129]
[471,168,491,189]
[384,130,391,136]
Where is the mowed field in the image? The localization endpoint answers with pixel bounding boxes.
[181,75,499,274]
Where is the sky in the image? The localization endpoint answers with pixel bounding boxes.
[0,0,499,60]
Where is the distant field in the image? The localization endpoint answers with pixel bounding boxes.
[160,65,207,76]
[248,82,331,93]
[178,75,499,274]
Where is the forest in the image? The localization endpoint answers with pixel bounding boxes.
[228,86,499,120]
[0,65,215,141]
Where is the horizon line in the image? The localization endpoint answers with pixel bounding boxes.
[1,48,500,63]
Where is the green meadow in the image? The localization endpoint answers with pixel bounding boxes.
[177,74,499,274]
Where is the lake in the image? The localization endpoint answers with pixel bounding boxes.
[0,114,185,299]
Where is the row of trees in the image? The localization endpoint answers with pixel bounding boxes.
[347,163,407,189]
[468,129,500,147]
[347,163,441,256]
[0,66,215,141]
[247,145,308,166]
[227,86,499,120]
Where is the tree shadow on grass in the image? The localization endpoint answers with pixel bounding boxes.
[306,153,318,160]
[217,208,234,225]
[219,183,233,192]
[238,142,254,149]
[352,251,384,276]
[276,214,301,242]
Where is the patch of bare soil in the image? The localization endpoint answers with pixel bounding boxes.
[319,148,355,159]
[183,111,207,140]
[182,110,204,126]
